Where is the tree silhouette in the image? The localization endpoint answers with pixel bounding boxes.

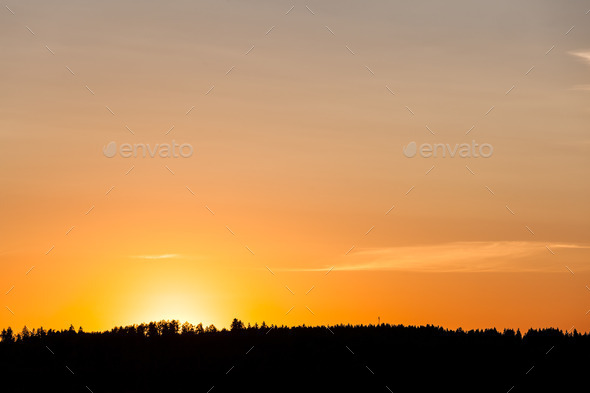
[1,320,589,393]
[21,326,30,340]
[147,322,159,338]
[0,327,14,343]
[181,322,194,335]
[195,322,204,334]
[160,320,180,336]
[230,318,244,332]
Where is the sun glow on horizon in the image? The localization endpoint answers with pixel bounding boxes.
[118,289,211,329]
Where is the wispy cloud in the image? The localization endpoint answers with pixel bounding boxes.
[285,242,589,273]
[132,254,180,260]
[570,50,590,65]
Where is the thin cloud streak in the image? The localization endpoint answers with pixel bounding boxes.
[570,50,590,64]
[284,242,590,273]
[132,254,180,260]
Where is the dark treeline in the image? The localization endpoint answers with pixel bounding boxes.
[1,320,588,392]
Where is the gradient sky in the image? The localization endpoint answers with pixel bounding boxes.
[1,0,589,332]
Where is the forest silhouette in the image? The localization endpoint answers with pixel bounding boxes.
[1,320,588,392]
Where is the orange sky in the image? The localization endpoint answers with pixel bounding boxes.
[1,0,589,332]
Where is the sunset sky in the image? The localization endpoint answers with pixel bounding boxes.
[1,0,589,333]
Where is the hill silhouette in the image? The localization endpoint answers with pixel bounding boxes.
[1,320,588,392]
